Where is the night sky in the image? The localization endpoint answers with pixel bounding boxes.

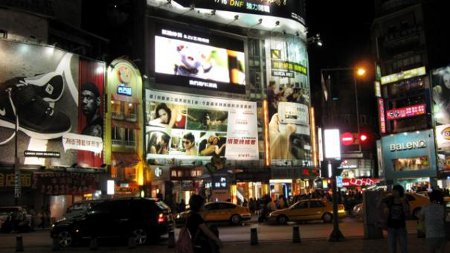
[306,0,375,89]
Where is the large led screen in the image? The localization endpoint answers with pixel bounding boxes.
[153,27,246,94]
[0,40,105,168]
[145,90,258,164]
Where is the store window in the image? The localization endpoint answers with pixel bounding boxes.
[124,128,135,147]
[125,102,137,122]
[112,126,124,145]
[111,100,124,120]
[392,156,429,171]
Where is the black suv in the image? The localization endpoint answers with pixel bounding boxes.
[50,198,173,247]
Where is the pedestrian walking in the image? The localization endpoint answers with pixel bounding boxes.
[381,185,410,253]
[186,194,222,253]
[418,189,447,253]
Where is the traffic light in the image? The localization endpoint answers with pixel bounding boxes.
[359,133,368,143]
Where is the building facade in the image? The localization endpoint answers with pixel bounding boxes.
[372,0,450,190]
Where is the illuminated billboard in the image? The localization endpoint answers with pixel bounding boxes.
[172,0,306,24]
[432,66,450,125]
[145,90,258,164]
[153,26,246,94]
[0,40,105,168]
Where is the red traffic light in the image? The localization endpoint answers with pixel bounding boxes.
[359,133,368,142]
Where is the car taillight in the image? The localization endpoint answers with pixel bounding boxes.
[158,213,165,224]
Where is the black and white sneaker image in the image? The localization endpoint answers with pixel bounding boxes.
[0,81,71,140]
[24,72,64,102]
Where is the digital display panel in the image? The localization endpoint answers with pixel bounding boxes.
[154,27,246,94]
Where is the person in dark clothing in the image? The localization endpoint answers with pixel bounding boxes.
[186,194,222,253]
[382,185,410,253]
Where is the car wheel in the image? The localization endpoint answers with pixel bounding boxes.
[322,213,333,223]
[131,228,148,245]
[56,231,73,248]
[230,214,242,225]
[277,215,288,225]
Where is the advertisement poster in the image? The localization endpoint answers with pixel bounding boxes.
[431,65,450,125]
[153,26,246,94]
[0,40,104,168]
[435,124,450,171]
[171,0,306,24]
[264,36,311,165]
[145,90,258,164]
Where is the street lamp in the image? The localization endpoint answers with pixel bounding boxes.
[321,67,366,152]
[320,66,366,242]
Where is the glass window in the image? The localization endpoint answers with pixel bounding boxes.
[293,201,308,209]
[309,201,324,208]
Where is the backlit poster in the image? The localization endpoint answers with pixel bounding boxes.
[145,90,258,164]
[0,40,105,168]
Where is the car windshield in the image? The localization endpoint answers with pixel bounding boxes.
[156,201,171,211]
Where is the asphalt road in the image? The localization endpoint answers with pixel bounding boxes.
[0,217,421,252]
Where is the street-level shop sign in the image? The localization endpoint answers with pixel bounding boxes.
[389,140,426,152]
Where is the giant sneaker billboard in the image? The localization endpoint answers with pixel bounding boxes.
[0,40,105,168]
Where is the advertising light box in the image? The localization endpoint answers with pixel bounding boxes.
[0,40,105,168]
[153,26,246,94]
[171,0,305,24]
[145,90,259,164]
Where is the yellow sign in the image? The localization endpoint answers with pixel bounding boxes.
[380,66,426,85]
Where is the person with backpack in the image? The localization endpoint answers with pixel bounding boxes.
[186,194,222,253]
[381,185,410,253]
[418,189,447,253]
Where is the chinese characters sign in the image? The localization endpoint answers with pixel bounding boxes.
[386,104,426,120]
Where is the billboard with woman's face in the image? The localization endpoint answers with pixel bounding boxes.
[432,65,450,171]
[145,90,258,165]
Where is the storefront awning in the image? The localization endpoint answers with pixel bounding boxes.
[112,152,140,167]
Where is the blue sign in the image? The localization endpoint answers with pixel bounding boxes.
[336,176,343,188]
[381,129,437,180]
[117,84,132,96]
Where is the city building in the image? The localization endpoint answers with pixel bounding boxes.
[371,0,450,190]
[0,0,109,220]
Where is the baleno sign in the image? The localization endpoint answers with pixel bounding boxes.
[389,140,426,152]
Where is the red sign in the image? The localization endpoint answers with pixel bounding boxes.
[378,98,386,133]
[342,178,380,187]
[32,172,98,195]
[386,104,426,120]
[341,132,354,146]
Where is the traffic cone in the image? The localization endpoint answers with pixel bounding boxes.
[167,230,175,248]
[250,227,258,245]
[16,235,24,252]
[292,226,301,243]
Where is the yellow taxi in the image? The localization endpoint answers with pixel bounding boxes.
[267,199,346,224]
[353,192,430,218]
[175,201,251,225]
[405,192,430,218]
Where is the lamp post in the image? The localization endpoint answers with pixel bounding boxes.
[321,67,366,152]
[320,67,366,242]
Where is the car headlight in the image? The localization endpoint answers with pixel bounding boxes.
[176,214,181,219]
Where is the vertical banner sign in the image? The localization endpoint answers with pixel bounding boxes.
[378,98,386,134]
